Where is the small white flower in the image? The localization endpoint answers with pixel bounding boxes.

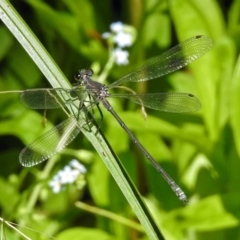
[69,159,87,173]
[49,160,87,193]
[58,166,79,184]
[110,21,124,33]
[49,175,62,194]
[113,31,133,48]
[102,32,110,39]
[113,48,129,65]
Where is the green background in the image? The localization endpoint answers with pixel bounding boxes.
[0,0,240,239]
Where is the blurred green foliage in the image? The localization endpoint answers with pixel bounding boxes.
[0,0,240,239]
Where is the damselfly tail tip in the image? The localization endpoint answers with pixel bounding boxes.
[181,196,189,206]
[170,182,188,205]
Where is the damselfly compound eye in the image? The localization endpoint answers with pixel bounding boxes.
[74,72,82,81]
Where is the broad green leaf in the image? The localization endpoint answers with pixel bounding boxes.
[216,37,236,130]
[0,26,14,60]
[162,194,240,238]
[169,0,224,142]
[230,54,240,157]
[57,228,114,240]
[26,0,80,49]
[0,177,20,213]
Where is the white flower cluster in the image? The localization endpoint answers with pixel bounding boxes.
[102,22,136,65]
[49,159,87,193]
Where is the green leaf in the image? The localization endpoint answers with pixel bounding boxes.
[162,194,240,238]
[142,13,170,48]
[0,177,20,213]
[0,26,14,60]
[215,37,236,130]
[169,0,224,142]
[230,54,240,157]
[169,0,225,38]
[26,0,81,49]
[57,228,114,240]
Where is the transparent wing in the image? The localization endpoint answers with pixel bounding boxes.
[109,35,213,88]
[21,88,85,109]
[19,116,81,167]
[110,92,201,113]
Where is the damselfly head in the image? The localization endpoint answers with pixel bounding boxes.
[74,69,94,82]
